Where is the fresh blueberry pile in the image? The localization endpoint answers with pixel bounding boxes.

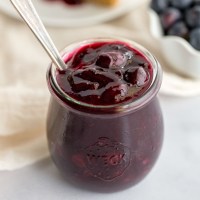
[151,0,200,51]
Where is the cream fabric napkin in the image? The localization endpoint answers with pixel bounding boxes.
[1,0,200,171]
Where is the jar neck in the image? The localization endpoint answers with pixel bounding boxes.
[47,38,162,116]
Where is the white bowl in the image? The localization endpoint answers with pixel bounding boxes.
[149,10,200,79]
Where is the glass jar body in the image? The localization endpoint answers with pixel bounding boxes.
[47,96,163,192]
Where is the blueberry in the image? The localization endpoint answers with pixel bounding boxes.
[193,0,200,5]
[108,51,128,69]
[186,6,200,28]
[170,0,192,9]
[167,21,189,39]
[97,51,128,69]
[101,84,128,104]
[160,8,182,30]
[124,66,149,87]
[96,55,111,69]
[189,28,200,50]
[151,0,169,13]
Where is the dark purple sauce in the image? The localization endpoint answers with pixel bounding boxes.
[47,97,163,192]
[56,42,153,106]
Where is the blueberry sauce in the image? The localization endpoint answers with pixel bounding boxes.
[56,41,153,106]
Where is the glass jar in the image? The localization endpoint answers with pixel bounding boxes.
[46,38,164,192]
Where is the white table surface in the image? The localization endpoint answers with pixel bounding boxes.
[1,95,200,200]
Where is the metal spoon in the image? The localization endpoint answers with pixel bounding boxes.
[10,0,66,71]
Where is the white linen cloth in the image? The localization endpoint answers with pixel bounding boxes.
[1,0,200,170]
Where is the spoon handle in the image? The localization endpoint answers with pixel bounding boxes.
[10,0,66,70]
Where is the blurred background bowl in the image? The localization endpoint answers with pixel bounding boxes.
[149,9,200,79]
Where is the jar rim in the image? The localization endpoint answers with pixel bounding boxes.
[47,37,162,115]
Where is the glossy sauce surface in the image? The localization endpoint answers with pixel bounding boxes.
[56,42,153,106]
